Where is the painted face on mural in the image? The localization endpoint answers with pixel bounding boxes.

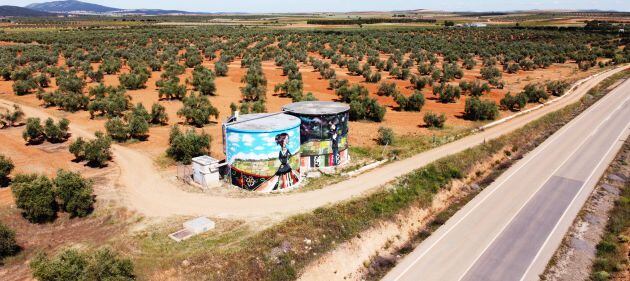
[275,133,289,149]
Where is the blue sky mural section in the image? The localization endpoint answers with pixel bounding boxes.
[226,127,300,164]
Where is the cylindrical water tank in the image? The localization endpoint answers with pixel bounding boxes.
[223,113,301,192]
[282,101,350,170]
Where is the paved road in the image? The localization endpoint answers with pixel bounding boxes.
[0,67,627,220]
[382,78,630,281]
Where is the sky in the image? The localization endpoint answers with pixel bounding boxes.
[5,0,630,13]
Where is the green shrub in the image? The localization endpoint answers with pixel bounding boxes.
[441,62,463,81]
[0,154,14,186]
[480,65,502,81]
[191,66,216,96]
[336,84,368,103]
[546,80,570,96]
[377,82,398,97]
[240,62,267,102]
[468,80,491,97]
[0,104,25,128]
[22,117,45,144]
[87,69,104,83]
[12,79,37,96]
[157,78,186,100]
[43,118,70,143]
[0,222,19,260]
[69,137,86,161]
[424,112,446,128]
[435,84,461,103]
[53,170,94,218]
[69,132,112,167]
[464,97,499,121]
[35,73,50,88]
[177,93,219,127]
[87,85,131,118]
[127,114,149,140]
[411,75,431,90]
[11,174,57,223]
[463,57,476,70]
[167,126,211,164]
[376,127,395,145]
[150,103,169,125]
[522,83,549,103]
[239,100,267,114]
[105,117,129,142]
[31,248,135,281]
[500,92,528,111]
[119,72,149,90]
[38,90,89,112]
[215,61,229,76]
[274,79,303,99]
[100,57,122,74]
[349,96,386,122]
[56,71,85,94]
[395,91,425,112]
[591,271,610,281]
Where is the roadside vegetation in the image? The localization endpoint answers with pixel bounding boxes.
[590,159,629,280]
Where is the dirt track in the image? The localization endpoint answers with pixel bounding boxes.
[0,65,626,220]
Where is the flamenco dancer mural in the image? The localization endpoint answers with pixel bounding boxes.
[225,119,302,192]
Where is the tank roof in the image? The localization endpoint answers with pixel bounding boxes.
[282,101,350,116]
[225,113,300,133]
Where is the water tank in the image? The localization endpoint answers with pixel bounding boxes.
[223,113,302,192]
[282,101,350,170]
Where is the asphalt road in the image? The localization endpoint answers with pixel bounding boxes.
[382,78,630,281]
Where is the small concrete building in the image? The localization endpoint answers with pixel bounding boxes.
[191,155,221,188]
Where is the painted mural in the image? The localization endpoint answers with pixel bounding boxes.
[293,112,350,168]
[226,126,301,192]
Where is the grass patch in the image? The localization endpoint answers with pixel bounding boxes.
[154,153,176,169]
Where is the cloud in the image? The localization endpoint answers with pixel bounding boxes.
[242,134,255,146]
[227,133,240,143]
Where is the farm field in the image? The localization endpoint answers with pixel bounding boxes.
[0,26,621,160]
[0,9,629,281]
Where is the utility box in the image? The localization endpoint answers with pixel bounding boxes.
[183,217,215,234]
[169,217,216,242]
[191,156,221,188]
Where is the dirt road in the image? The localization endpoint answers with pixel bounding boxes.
[1,65,626,220]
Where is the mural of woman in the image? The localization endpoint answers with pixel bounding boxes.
[255,132,301,192]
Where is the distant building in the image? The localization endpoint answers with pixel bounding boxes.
[465,22,488,27]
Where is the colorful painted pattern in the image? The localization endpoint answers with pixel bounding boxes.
[300,136,348,156]
[300,149,349,169]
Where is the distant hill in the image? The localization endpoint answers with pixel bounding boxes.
[26,0,118,13]
[0,5,52,17]
[25,0,204,15]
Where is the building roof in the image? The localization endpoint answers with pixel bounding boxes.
[282,101,350,116]
[225,113,300,133]
[191,155,219,166]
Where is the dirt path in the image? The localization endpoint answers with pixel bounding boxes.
[0,66,626,220]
